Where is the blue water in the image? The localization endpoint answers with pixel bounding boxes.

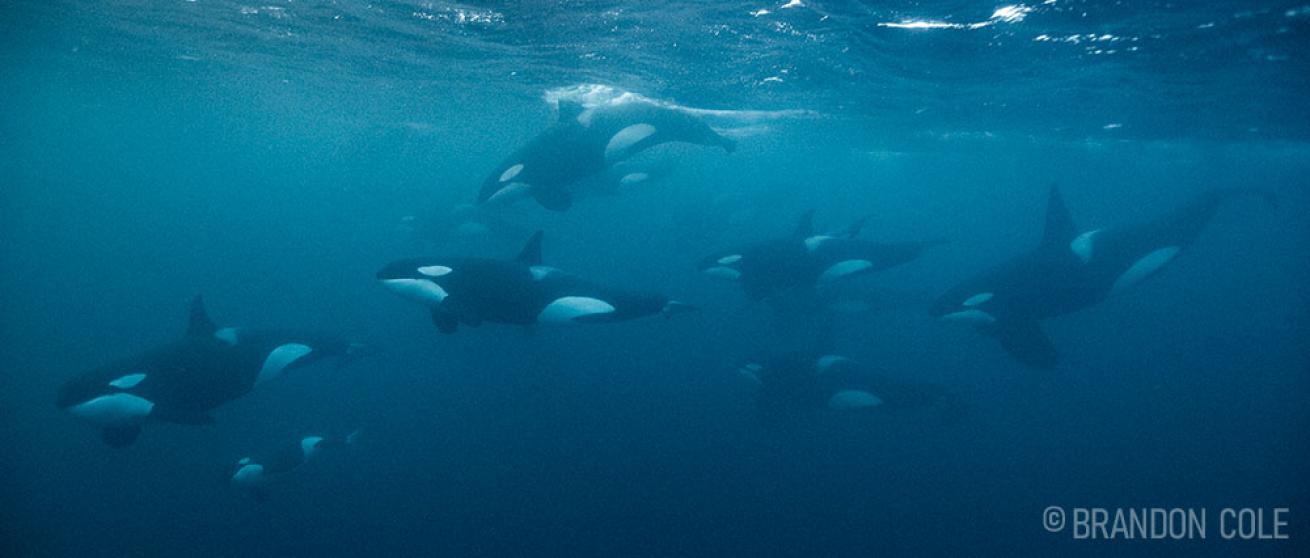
[2,1,1308,556]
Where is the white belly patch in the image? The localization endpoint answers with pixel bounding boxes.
[940,309,997,325]
[487,182,530,204]
[828,390,884,410]
[604,123,657,161]
[703,266,741,281]
[818,259,873,283]
[962,292,994,307]
[1069,229,1101,263]
[381,278,449,305]
[256,343,314,385]
[301,436,325,461]
[537,296,617,323]
[499,163,524,183]
[108,373,147,389]
[68,393,155,426]
[1111,246,1180,295]
[214,327,241,346]
[232,463,267,487]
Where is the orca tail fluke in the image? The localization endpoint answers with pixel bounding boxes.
[101,425,142,448]
[991,318,1059,369]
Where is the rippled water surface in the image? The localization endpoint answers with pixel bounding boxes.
[2,2,1308,557]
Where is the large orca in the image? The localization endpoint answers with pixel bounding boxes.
[930,186,1276,369]
[477,99,735,211]
[698,211,945,302]
[56,297,360,448]
[230,430,359,502]
[377,231,696,333]
[737,353,960,429]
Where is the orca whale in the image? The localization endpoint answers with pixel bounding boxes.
[737,354,959,429]
[698,211,945,302]
[477,99,735,211]
[574,159,675,201]
[56,296,360,447]
[436,161,675,238]
[378,231,696,333]
[930,186,1277,368]
[230,430,359,502]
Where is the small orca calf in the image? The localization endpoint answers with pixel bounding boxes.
[477,99,735,211]
[931,186,1277,368]
[56,296,361,448]
[378,231,696,333]
[230,430,359,502]
[699,211,945,302]
[738,354,960,429]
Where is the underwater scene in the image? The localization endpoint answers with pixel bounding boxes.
[2,1,1308,556]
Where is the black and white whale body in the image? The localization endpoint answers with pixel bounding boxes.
[56,297,359,447]
[699,211,945,302]
[930,186,1276,369]
[738,354,958,429]
[574,159,675,201]
[230,430,358,502]
[378,231,695,333]
[477,100,735,211]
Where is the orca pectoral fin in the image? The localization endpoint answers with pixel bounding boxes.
[430,308,459,334]
[991,318,1059,369]
[531,187,573,212]
[101,425,142,448]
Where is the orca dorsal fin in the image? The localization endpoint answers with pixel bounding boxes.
[516,231,544,265]
[188,295,217,337]
[1041,185,1077,248]
[557,100,584,123]
[837,214,871,238]
[792,210,815,239]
